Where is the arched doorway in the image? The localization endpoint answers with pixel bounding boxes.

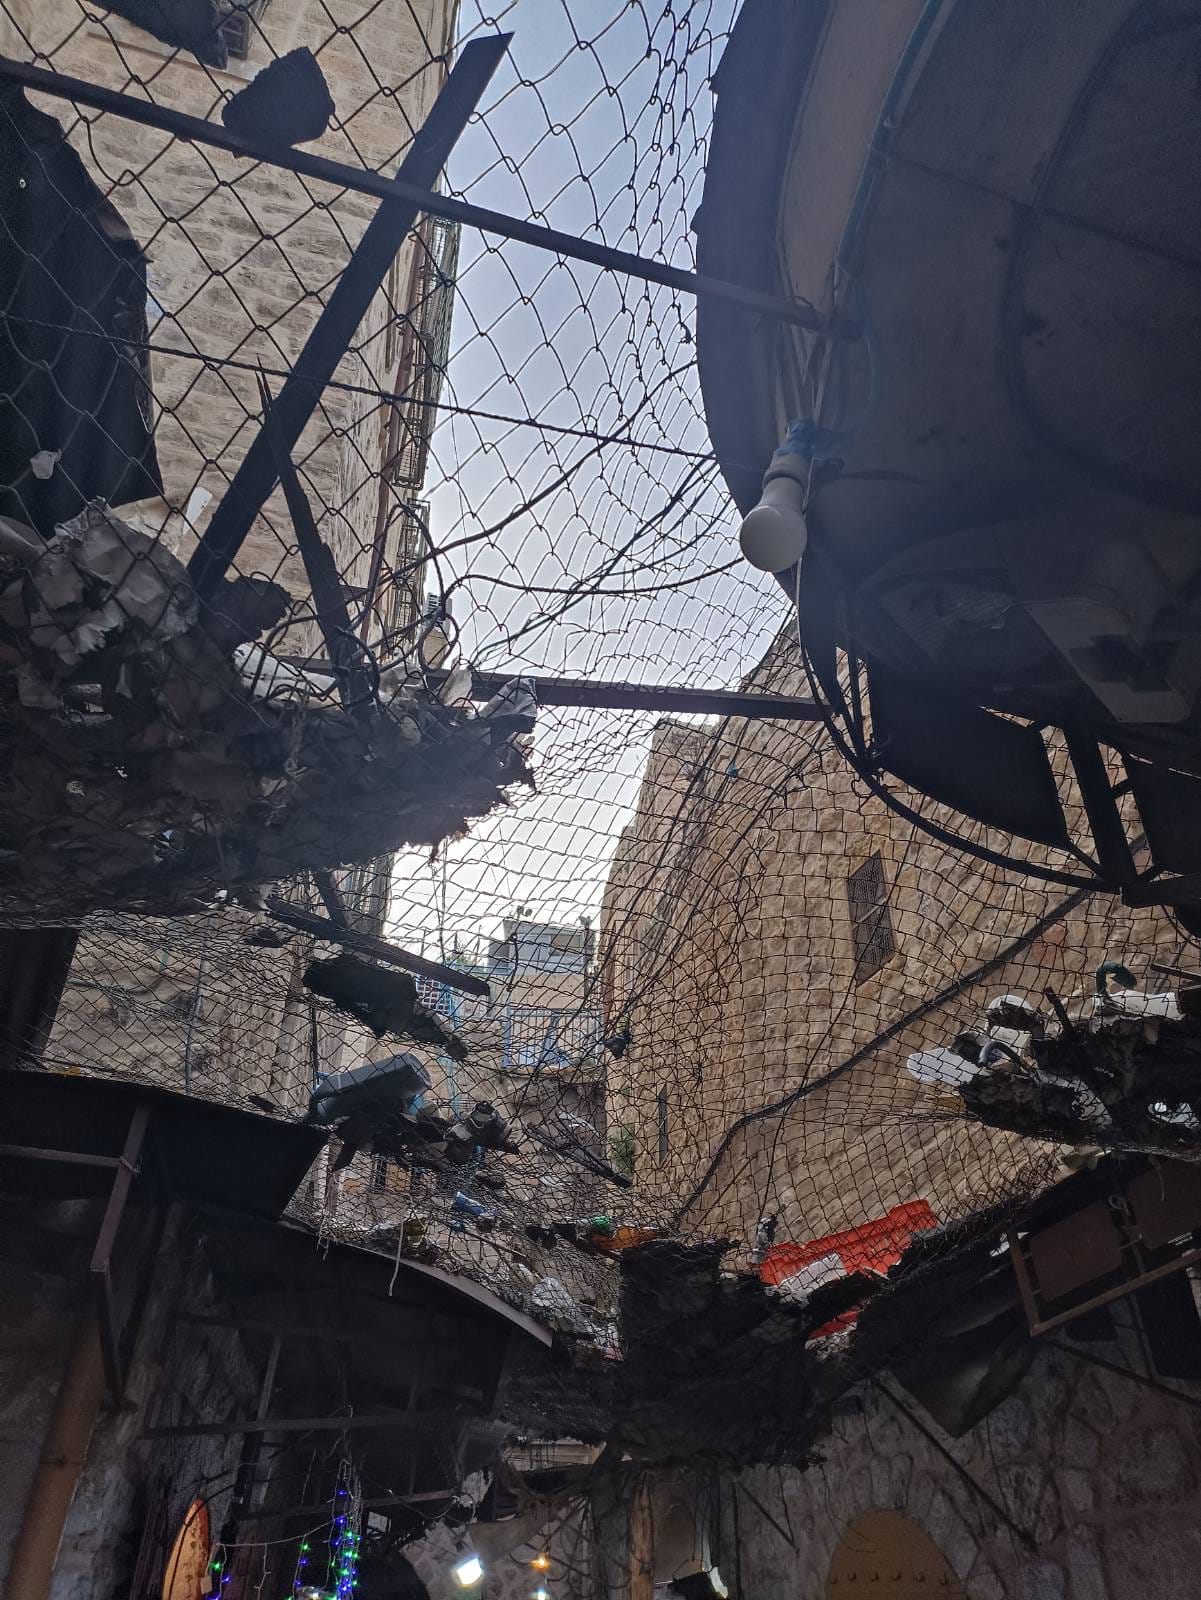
[826,1510,964,1597]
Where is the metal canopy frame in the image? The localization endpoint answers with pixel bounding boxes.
[1008,1169,1201,1337]
[0,1100,155,1403]
[182,32,511,601]
[0,53,847,341]
[280,660,824,722]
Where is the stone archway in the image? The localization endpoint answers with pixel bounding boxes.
[826,1510,965,1598]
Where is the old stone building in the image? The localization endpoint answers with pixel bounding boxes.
[2,0,463,1175]
[1,0,459,648]
[598,628,1189,1251]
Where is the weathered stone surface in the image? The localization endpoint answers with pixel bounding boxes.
[967,1571,1006,1600]
[1065,1527,1108,1600]
[1017,1558,1068,1600]
[1059,1466,1096,1515]
[1106,1425,1197,1505]
[988,1393,1037,1456]
[1105,1516,1201,1594]
[1061,1414,1102,1470]
[997,1462,1063,1546]
[1071,1371,1119,1431]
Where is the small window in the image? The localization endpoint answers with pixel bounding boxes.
[370,1152,388,1193]
[218,0,269,62]
[656,1088,669,1163]
[847,852,895,984]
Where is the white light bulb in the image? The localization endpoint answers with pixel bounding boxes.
[452,1555,485,1588]
[738,472,808,573]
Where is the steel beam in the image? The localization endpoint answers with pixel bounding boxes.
[236,1488,457,1524]
[0,1144,121,1169]
[259,375,371,711]
[0,54,845,340]
[181,34,510,600]
[142,1408,466,1438]
[279,660,824,721]
[90,1103,150,1404]
[265,897,490,995]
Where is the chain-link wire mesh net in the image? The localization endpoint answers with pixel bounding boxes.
[1,0,1198,1505]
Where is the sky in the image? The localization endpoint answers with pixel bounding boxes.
[382,0,788,958]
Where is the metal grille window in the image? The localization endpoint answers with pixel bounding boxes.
[218,1,270,61]
[369,1152,388,1193]
[847,852,895,984]
[656,1088,669,1163]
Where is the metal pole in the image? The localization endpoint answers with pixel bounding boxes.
[184,34,511,601]
[279,661,825,721]
[89,1102,151,1403]
[0,54,846,340]
[264,898,490,996]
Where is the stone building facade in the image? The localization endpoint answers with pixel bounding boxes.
[1,0,459,649]
[598,629,1189,1250]
[727,1329,1201,1600]
[3,0,461,1186]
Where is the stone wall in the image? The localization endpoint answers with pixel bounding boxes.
[598,630,1190,1250]
[1,0,456,650]
[728,1328,1201,1599]
[0,1194,257,1600]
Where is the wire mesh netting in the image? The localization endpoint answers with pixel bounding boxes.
[1,0,1199,1501]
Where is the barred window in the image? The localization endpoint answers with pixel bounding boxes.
[847,852,895,984]
[656,1088,669,1163]
[219,0,270,61]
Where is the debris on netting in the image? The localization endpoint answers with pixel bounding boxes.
[303,952,468,1055]
[964,1014,1201,1153]
[847,1203,1037,1437]
[221,48,335,148]
[0,89,161,538]
[930,960,1201,1153]
[98,0,229,67]
[505,1240,855,1470]
[0,504,535,916]
[308,1052,432,1126]
[307,1048,522,1177]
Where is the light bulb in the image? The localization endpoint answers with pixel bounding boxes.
[738,472,808,573]
[452,1555,484,1588]
[531,1556,551,1572]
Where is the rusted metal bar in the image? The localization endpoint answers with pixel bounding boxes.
[1009,1226,1201,1337]
[0,1144,121,1168]
[142,1409,465,1439]
[90,1102,151,1404]
[258,375,371,710]
[1047,1338,1201,1414]
[0,54,847,340]
[312,870,350,927]
[265,897,489,996]
[872,1380,1037,1553]
[1123,869,1201,907]
[280,660,824,720]
[177,1311,427,1349]
[236,1488,457,1524]
[180,34,510,601]
[1151,961,1201,983]
[1066,728,1137,887]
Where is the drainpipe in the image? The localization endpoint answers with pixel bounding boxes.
[4,1306,106,1600]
